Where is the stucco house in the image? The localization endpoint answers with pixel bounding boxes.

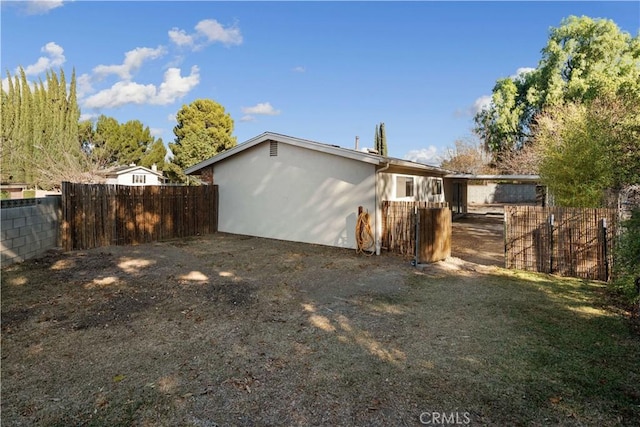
[103,164,166,186]
[185,132,452,250]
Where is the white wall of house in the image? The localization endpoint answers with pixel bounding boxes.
[105,170,163,186]
[377,173,445,203]
[214,141,377,249]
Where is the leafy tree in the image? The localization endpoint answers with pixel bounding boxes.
[613,209,640,305]
[533,95,640,207]
[168,99,236,178]
[475,16,640,158]
[82,115,166,169]
[373,122,388,156]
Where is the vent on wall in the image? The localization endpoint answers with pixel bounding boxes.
[270,141,278,157]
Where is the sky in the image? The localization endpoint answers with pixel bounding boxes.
[2,1,639,165]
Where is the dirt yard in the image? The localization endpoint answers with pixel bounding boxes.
[2,230,638,426]
[451,214,504,267]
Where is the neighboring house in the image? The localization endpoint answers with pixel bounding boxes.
[185,132,451,250]
[103,164,166,186]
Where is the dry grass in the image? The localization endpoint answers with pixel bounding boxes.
[1,233,639,426]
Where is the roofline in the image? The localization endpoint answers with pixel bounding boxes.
[445,174,541,181]
[103,165,164,178]
[185,131,451,175]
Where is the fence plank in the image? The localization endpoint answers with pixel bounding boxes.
[504,206,617,281]
[61,183,218,251]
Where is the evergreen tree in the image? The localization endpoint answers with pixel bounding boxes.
[379,122,388,156]
[168,99,236,182]
[373,122,388,156]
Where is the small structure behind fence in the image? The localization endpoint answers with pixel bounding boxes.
[61,182,218,251]
[382,201,449,257]
[504,206,617,281]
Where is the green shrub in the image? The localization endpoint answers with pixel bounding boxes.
[612,209,640,303]
[0,191,9,200]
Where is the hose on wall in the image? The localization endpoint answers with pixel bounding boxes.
[356,210,375,256]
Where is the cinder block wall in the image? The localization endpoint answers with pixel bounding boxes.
[1,196,61,266]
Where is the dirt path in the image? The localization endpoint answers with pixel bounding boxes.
[451,214,504,267]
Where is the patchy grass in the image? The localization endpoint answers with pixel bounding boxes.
[1,234,638,426]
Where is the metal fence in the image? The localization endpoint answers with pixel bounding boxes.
[504,206,617,281]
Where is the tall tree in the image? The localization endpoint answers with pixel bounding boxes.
[533,95,640,207]
[373,122,388,156]
[1,67,86,188]
[475,16,640,158]
[379,122,388,156]
[168,99,236,182]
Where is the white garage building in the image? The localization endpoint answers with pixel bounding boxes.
[185,132,450,250]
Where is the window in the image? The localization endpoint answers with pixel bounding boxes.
[132,174,146,184]
[396,176,414,198]
[433,178,443,195]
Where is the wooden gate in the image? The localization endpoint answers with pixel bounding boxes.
[417,207,451,263]
[381,201,451,262]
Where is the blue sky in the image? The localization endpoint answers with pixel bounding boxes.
[2,1,639,165]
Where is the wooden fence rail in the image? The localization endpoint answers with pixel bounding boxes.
[61,182,218,251]
[504,206,617,281]
[382,201,449,256]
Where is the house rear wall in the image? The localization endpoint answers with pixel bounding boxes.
[214,141,376,249]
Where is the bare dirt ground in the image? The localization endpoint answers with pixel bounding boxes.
[451,214,504,267]
[2,221,638,426]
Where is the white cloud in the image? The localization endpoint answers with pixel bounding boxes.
[454,94,492,118]
[1,77,10,92]
[241,102,281,116]
[83,66,199,109]
[83,81,157,109]
[155,66,200,104]
[472,95,492,114]
[168,28,194,47]
[22,0,64,15]
[512,67,536,80]
[76,73,94,98]
[239,115,256,122]
[93,46,166,80]
[195,19,242,46]
[167,113,176,122]
[79,112,99,122]
[404,146,440,166]
[293,66,306,73]
[170,19,243,50]
[150,128,164,137]
[22,42,65,76]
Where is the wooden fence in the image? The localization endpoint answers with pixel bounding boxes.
[381,201,449,256]
[504,206,617,281]
[61,182,218,251]
[417,207,451,263]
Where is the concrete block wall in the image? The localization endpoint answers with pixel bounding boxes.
[1,196,61,266]
[468,183,537,204]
